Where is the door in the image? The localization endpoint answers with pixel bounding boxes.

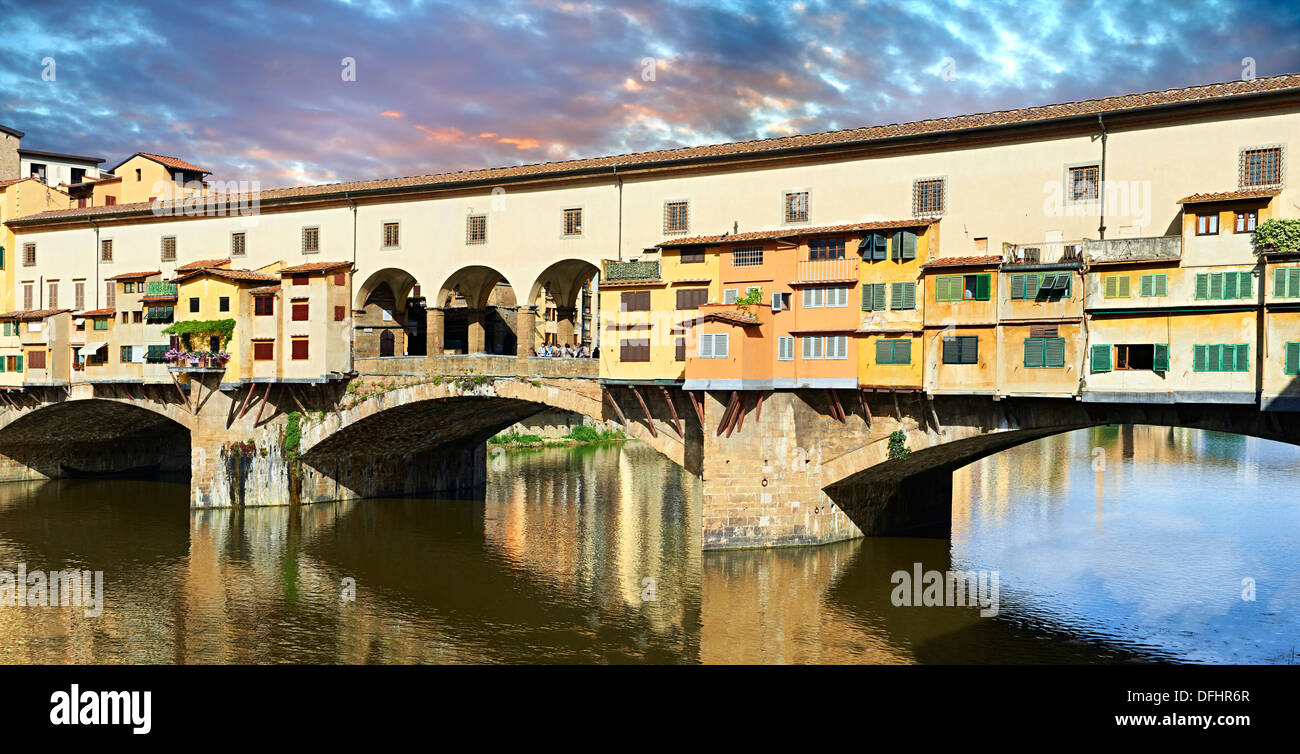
[380,330,395,357]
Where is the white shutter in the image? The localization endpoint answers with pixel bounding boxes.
[716,334,729,358]
[811,336,824,360]
[801,337,812,359]
[831,335,847,359]
[828,287,847,307]
[699,334,714,358]
[802,288,813,308]
[772,292,783,311]
[724,289,738,304]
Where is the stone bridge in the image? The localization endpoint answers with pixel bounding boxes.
[0,357,1295,551]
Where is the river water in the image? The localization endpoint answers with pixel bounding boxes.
[1,426,1296,664]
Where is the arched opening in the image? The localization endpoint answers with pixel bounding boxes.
[0,399,191,480]
[526,259,600,355]
[354,268,425,357]
[436,266,517,355]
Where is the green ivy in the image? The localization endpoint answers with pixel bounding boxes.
[162,318,237,348]
[1254,218,1300,255]
[283,412,302,459]
[887,430,911,460]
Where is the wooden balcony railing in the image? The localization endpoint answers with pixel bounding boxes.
[794,258,858,284]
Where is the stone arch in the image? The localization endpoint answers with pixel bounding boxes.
[436,265,519,355]
[355,267,423,357]
[526,259,600,351]
[0,397,193,479]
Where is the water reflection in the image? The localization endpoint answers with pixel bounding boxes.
[0,427,1296,664]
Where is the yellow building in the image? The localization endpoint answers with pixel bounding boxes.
[996,239,1086,398]
[107,152,210,205]
[170,264,281,387]
[857,221,938,392]
[0,177,70,311]
[922,256,1001,395]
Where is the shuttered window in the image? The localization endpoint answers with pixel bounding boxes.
[1273,268,1300,299]
[674,337,686,362]
[941,335,978,364]
[800,335,847,360]
[934,274,989,302]
[697,334,727,359]
[891,230,917,261]
[1139,274,1168,297]
[1285,342,1300,375]
[254,296,275,316]
[1091,344,1112,372]
[253,342,274,361]
[334,305,346,322]
[777,336,794,361]
[889,281,916,310]
[857,232,888,261]
[860,283,886,311]
[291,338,310,360]
[28,350,46,370]
[1193,344,1250,372]
[875,338,911,364]
[292,302,309,321]
[1023,337,1066,368]
[1104,275,1131,298]
[620,291,651,312]
[676,288,708,310]
[1194,271,1253,300]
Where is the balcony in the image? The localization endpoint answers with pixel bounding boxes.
[794,258,858,284]
[1082,236,1181,265]
[1004,240,1085,267]
[146,282,179,296]
[602,259,660,282]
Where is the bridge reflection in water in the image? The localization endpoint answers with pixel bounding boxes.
[0,426,1296,664]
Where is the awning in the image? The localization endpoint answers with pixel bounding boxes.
[80,341,107,353]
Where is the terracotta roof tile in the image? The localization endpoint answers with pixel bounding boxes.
[173,267,279,284]
[278,261,353,275]
[1178,188,1281,203]
[175,258,232,271]
[700,310,761,326]
[660,218,936,248]
[13,73,1300,227]
[140,294,177,303]
[111,152,211,175]
[248,285,281,295]
[922,255,1002,268]
[79,308,115,317]
[0,308,72,320]
[105,270,160,280]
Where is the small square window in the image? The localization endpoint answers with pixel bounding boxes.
[466,215,486,245]
[664,201,689,233]
[231,232,246,256]
[100,239,113,262]
[1241,146,1282,187]
[562,208,583,236]
[219,296,230,312]
[161,236,176,262]
[383,222,400,248]
[292,301,309,321]
[291,338,309,360]
[914,178,945,215]
[302,226,320,254]
[1068,165,1099,201]
[189,297,200,313]
[1196,213,1219,235]
[784,192,808,223]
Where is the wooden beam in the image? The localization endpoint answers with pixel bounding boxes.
[288,384,309,415]
[831,389,846,424]
[755,391,765,423]
[858,388,872,428]
[892,389,903,422]
[731,392,747,435]
[924,393,942,432]
[629,385,658,438]
[687,390,706,427]
[824,388,843,423]
[170,372,190,413]
[716,391,739,437]
[254,382,275,425]
[237,382,257,419]
[603,386,628,425]
[660,387,682,438]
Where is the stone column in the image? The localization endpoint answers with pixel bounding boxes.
[466,308,486,354]
[516,306,537,358]
[426,307,445,357]
[555,306,577,346]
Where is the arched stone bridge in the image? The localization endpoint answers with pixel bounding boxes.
[1,369,1295,551]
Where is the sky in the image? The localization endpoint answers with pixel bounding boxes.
[2,0,1298,189]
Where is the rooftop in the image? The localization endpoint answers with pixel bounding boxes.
[110,152,211,175]
[105,270,161,280]
[1178,188,1281,204]
[659,218,935,248]
[922,255,1003,268]
[172,267,278,284]
[279,261,353,275]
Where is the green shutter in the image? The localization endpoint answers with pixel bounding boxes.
[897,339,911,364]
[898,230,917,260]
[1153,343,1169,373]
[1285,342,1300,375]
[1209,274,1223,300]
[974,273,991,301]
[1276,269,1288,298]
[1091,344,1111,373]
[1045,337,1066,368]
[15,355,22,373]
[1193,344,1207,372]
[890,281,906,309]
[0,357,6,373]
[1223,272,1238,300]
[1010,274,1025,300]
[1154,274,1167,297]
[1235,344,1250,372]
[1139,274,1152,298]
[1195,273,1209,300]
[1105,276,1117,298]
[1238,271,1252,299]
[1118,276,1130,298]
[1024,337,1043,368]
[1289,269,1300,299]
[875,339,891,364]
[861,284,870,310]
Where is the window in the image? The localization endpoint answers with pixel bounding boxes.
[22,283,32,309]
[1139,273,1168,297]
[777,336,794,361]
[1103,275,1131,299]
[1195,271,1253,300]
[23,243,35,266]
[291,338,309,360]
[254,296,275,316]
[133,311,142,324]
[105,282,115,308]
[1010,272,1070,299]
[876,338,911,365]
[334,272,347,286]
[28,350,46,370]
[676,288,708,310]
[1111,343,1170,372]
[292,301,309,321]
[859,232,889,262]
[93,318,108,331]
[825,286,848,308]
[941,335,978,364]
[620,291,651,312]
[1241,146,1282,187]
[302,226,320,254]
[253,342,274,361]
[48,282,58,308]
[1274,267,1300,298]
[1284,342,1300,376]
[292,275,308,286]
[120,346,133,363]
[891,230,918,261]
[1234,210,1258,233]
[723,288,738,305]
[808,238,845,261]
[105,196,116,206]
[771,292,790,312]
[189,297,200,313]
[620,338,651,362]
[859,283,885,311]
[124,282,135,294]
[334,305,346,322]
[664,201,688,234]
[889,281,916,310]
[1023,337,1067,368]
[805,286,848,308]
[732,246,763,267]
[784,191,808,223]
[75,281,85,310]
[232,232,246,256]
[1068,165,1100,201]
[914,178,945,215]
[1194,344,1250,372]
[383,222,400,248]
[934,274,990,302]
[219,296,230,313]
[100,239,113,262]
[698,334,728,359]
[1196,213,1219,235]
[466,215,486,245]
[562,208,583,236]
[680,249,704,264]
[161,236,176,261]
[801,335,847,360]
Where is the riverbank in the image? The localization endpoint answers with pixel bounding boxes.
[488,425,626,449]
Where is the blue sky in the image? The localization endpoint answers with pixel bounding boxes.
[2,0,1297,188]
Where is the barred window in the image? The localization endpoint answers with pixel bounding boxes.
[914,178,945,215]
[664,201,689,233]
[784,191,808,223]
[1068,165,1099,201]
[160,236,176,262]
[302,226,320,254]
[563,208,583,236]
[23,243,35,266]
[732,246,763,267]
[466,214,486,245]
[231,232,246,256]
[383,222,400,248]
[100,239,113,262]
[1241,147,1282,187]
